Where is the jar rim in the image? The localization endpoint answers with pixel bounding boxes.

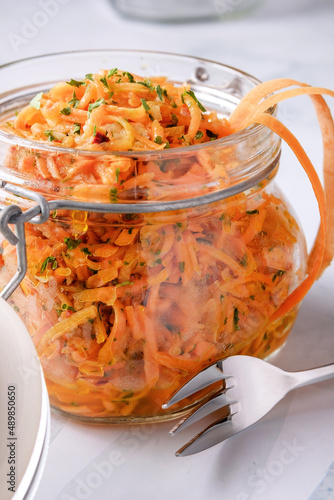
[0,49,274,158]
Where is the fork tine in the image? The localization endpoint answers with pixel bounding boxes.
[176,404,240,457]
[169,390,237,436]
[162,362,232,409]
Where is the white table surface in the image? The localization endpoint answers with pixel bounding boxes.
[1,1,334,499]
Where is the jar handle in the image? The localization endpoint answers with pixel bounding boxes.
[0,181,52,300]
[0,204,27,301]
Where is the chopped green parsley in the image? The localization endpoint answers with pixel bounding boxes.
[64,237,82,249]
[66,78,85,88]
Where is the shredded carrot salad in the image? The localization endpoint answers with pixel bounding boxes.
[2,69,231,150]
[0,69,333,420]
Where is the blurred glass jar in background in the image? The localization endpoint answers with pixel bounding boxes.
[110,0,331,21]
[111,0,262,22]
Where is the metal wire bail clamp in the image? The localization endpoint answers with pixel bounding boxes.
[0,155,278,300]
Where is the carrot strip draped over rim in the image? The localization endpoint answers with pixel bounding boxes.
[229,78,334,319]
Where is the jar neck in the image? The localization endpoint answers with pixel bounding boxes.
[0,124,281,209]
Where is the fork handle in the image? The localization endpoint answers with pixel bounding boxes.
[290,362,334,390]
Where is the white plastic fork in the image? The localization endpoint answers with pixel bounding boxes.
[162,355,334,457]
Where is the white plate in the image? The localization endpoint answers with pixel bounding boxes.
[0,298,50,500]
[22,381,50,500]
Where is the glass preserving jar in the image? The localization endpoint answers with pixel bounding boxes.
[0,51,307,423]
